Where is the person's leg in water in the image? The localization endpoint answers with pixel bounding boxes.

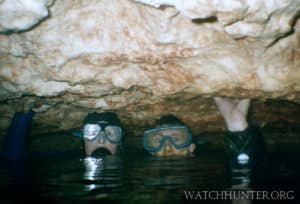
[214,97,259,169]
[214,97,250,132]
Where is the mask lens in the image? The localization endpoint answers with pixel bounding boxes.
[83,124,101,141]
[143,126,191,151]
[144,130,163,149]
[105,126,122,143]
[168,128,189,146]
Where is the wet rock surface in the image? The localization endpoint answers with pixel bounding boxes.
[0,0,300,137]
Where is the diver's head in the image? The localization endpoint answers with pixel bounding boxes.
[143,115,196,157]
[83,112,122,156]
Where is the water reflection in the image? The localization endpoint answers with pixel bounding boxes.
[230,165,251,188]
[143,156,194,190]
[82,155,123,194]
[229,162,253,204]
[0,145,298,203]
[83,157,103,181]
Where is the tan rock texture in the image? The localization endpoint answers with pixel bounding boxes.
[0,0,300,136]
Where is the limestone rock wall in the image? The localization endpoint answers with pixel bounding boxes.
[0,0,53,33]
[0,0,300,136]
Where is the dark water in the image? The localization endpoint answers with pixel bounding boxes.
[0,146,299,204]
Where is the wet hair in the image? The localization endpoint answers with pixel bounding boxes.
[155,114,186,127]
[84,112,122,127]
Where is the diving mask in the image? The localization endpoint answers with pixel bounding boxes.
[143,125,192,152]
[83,122,122,144]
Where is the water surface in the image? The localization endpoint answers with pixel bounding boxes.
[0,143,299,203]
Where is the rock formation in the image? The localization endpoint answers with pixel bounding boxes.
[0,0,299,138]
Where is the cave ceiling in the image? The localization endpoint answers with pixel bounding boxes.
[0,0,300,135]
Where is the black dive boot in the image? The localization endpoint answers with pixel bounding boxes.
[225,127,259,174]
